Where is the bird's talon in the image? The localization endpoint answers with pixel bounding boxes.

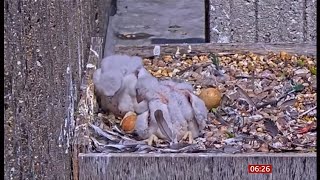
[144,134,159,146]
[181,131,195,144]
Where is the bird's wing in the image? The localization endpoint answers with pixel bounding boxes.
[149,100,174,141]
[187,93,208,130]
[154,109,174,141]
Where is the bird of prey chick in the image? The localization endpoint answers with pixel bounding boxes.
[93,54,208,145]
[93,55,144,116]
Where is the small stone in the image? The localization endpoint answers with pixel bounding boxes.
[257,127,263,132]
[272,142,282,148]
[295,147,304,151]
[259,56,264,61]
[157,60,166,67]
[182,54,187,59]
[206,136,218,143]
[302,83,309,87]
[195,67,203,73]
[219,126,228,133]
[212,119,221,125]
[213,144,223,148]
[154,70,162,77]
[163,55,173,62]
[242,144,252,149]
[204,131,214,138]
[185,59,193,65]
[192,56,199,61]
[172,69,180,75]
[280,51,288,60]
[257,143,269,152]
[294,68,309,76]
[199,56,207,62]
[161,69,169,76]
[152,67,159,71]
[242,126,248,133]
[36,61,42,67]
[143,59,151,65]
[250,55,258,61]
[191,72,201,78]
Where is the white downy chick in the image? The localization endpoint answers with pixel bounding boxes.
[136,68,159,101]
[165,91,189,141]
[95,54,143,96]
[135,68,176,141]
[93,69,122,115]
[148,99,174,141]
[116,73,139,115]
[160,80,194,92]
[161,80,207,139]
[93,55,143,116]
[100,55,143,76]
[187,93,208,133]
[93,68,123,97]
[134,111,154,139]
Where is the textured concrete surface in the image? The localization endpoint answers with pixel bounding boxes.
[306,0,317,42]
[115,43,316,57]
[209,0,317,43]
[110,0,205,46]
[209,0,232,43]
[79,153,317,180]
[4,0,111,179]
[257,0,304,42]
[230,0,256,42]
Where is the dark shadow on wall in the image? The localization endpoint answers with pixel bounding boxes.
[205,0,210,42]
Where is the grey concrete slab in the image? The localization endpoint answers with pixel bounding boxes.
[111,0,205,46]
[209,0,231,43]
[306,0,317,42]
[257,0,305,43]
[79,153,317,180]
[230,0,256,42]
[4,0,112,179]
[115,43,316,57]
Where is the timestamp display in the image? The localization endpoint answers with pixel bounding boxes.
[248,164,272,174]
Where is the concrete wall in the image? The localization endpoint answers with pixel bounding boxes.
[4,0,111,179]
[79,153,317,180]
[209,0,317,43]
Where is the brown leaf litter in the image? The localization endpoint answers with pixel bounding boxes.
[84,51,317,154]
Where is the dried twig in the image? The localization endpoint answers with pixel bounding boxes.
[177,62,212,75]
[298,106,317,118]
[235,85,256,109]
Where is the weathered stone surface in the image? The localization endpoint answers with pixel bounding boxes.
[111,0,205,45]
[209,0,316,43]
[230,0,256,42]
[4,0,111,179]
[306,0,317,42]
[209,0,231,43]
[79,153,317,180]
[257,0,304,42]
[115,43,316,57]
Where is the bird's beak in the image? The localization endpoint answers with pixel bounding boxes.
[136,92,144,103]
